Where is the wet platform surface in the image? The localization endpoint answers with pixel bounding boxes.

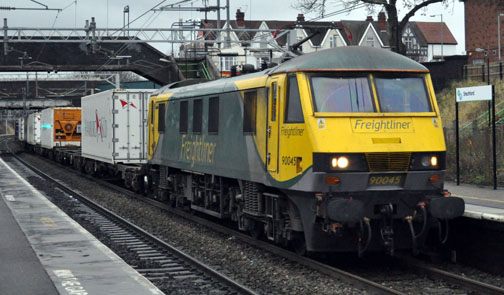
[0,157,164,295]
[445,181,504,222]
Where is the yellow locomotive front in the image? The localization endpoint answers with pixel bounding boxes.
[306,71,445,192]
[265,47,464,254]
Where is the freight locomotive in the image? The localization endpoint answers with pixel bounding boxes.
[19,47,464,256]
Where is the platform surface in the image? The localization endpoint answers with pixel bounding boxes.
[445,181,504,222]
[0,157,164,295]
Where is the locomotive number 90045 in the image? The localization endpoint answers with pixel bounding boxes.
[368,175,403,186]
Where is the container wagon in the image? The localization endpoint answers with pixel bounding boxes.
[26,112,41,146]
[39,107,81,160]
[17,117,25,142]
[76,89,153,189]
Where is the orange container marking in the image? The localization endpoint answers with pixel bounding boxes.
[53,108,81,142]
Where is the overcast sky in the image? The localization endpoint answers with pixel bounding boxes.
[0,0,465,55]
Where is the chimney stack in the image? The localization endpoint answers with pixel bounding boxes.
[378,12,387,32]
[297,14,305,23]
[366,16,373,22]
[236,9,245,27]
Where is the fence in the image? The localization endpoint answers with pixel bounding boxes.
[444,122,504,187]
[464,62,504,82]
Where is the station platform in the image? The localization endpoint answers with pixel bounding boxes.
[0,157,164,295]
[445,181,504,223]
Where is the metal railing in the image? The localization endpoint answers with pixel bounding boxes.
[460,100,504,134]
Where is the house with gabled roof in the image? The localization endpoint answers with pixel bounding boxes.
[402,21,458,62]
[192,9,457,75]
[341,12,390,49]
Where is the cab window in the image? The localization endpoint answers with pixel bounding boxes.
[285,75,304,123]
[310,75,375,113]
[374,76,432,113]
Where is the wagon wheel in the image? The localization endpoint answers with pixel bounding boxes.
[131,175,143,193]
[84,161,95,176]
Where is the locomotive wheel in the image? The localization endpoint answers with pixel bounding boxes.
[292,236,307,256]
[156,188,168,202]
[142,175,150,196]
[249,221,264,239]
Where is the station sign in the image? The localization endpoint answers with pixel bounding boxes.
[456,85,492,102]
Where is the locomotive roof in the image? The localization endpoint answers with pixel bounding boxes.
[271,46,428,73]
[154,47,428,98]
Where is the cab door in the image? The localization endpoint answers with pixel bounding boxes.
[267,76,283,172]
[148,99,158,158]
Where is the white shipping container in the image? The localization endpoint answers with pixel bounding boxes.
[81,89,153,164]
[17,117,25,141]
[26,112,41,145]
[40,107,81,149]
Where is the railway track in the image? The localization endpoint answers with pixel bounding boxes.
[4,138,504,295]
[2,138,258,295]
[395,255,504,294]
[77,166,504,294]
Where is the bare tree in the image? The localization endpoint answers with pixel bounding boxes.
[294,0,454,54]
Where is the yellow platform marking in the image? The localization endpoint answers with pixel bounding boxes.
[452,194,504,204]
[40,216,56,227]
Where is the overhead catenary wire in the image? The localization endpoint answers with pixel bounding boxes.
[91,0,369,75]
[233,2,368,56]
[97,0,203,73]
[96,0,172,72]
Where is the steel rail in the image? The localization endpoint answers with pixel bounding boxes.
[87,179,404,295]
[6,139,504,295]
[79,171,504,295]
[6,143,259,295]
[20,153,404,295]
[396,255,504,295]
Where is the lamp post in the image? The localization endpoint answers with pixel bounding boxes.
[123,5,130,37]
[475,48,490,84]
[430,14,443,60]
[498,14,504,61]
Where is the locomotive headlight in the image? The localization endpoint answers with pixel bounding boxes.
[331,157,338,168]
[330,156,349,169]
[421,156,431,167]
[337,156,349,168]
[421,155,438,167]
[409,152,445,171]
[430,156,438,167]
